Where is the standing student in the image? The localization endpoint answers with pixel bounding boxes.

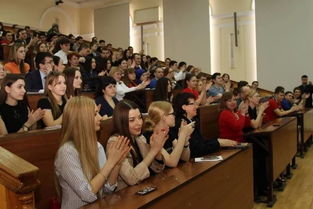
[4,43,30,74]
[218,92,251,142]
[107,100,167,190]
[297,75,313,108]
[37,72,67,127]
[63,67,82,98]
[0,74,45,133]
[263,86,298,123]
[95,76,119,119]
[143,101,194,167]
[55,96,130,209]
[173,92,237,158]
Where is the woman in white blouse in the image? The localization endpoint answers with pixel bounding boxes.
[109,67,150,101]
[54,96,130,209]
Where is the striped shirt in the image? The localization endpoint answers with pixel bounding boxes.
[55,141,116,209]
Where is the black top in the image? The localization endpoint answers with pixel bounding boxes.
[0,102,28,133]
[248,106,257,120]
[143,129,176,154]
[95,96,119,117]
[25,70,44,91]
[175,115,220,158]
[37,97,66,127]
[298,84,313,108]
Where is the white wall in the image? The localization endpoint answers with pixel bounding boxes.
[163,0,211,72]
[255,0,313,91]
[94,3,130,48]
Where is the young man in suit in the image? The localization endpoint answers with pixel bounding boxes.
[25,52,53,92]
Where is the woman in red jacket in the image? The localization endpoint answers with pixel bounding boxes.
[218,92,251,142]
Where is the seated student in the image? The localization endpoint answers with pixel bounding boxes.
[55,96,130,209]
[218,92,251,142]
[0,74,45,133]
[143,101,194,167]
[122,68,137,88]
[63,67,82,98]
[147,67,164,88]
[182,74,209,105]
[173,92,236,158]
[4,43,30,74]
[236,82,251,106]
[281,91,295,110]
[82,57,99,90]
[246,90,269,129]
[251,81,259,90]
[67,52,80,69]
[54,37,71,65]
[53,56,65,73]
[263,86,299,123]
[95,76,119,119]
[222,73,232,92]
[109,67,149,101]
[293,87,309,107]
[37,72,67,127]
[25,52,53,91]
[153,77,172,102]
[207,72,224,102]
[107,100,167,190]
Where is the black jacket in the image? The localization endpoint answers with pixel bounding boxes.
[25,70,44,92]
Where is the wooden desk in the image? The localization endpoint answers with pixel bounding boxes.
[81,147,254,209]
[303,108,313,154]
[245,117,297,206]
[199,104,219,140]
[27,91,95,110]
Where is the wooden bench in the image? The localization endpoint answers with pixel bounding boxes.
[199,104,220,140]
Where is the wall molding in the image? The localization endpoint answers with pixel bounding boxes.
[39,6,74,32]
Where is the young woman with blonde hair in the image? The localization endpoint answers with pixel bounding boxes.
[55,96,130,209]
[143,101,194,167]
[4,43,30,74]
[37,71,67,127]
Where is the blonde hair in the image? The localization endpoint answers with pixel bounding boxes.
[144,101,172,131]
[109,66,122,77]
[247,89,257,99]
[59,96,100,182]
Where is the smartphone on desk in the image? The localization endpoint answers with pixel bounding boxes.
[136,186,157,196]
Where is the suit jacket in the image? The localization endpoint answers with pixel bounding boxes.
[25,70,44,92]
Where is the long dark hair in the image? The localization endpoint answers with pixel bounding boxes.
[63,67,81,98]
[154,77,171,101]
[183,73,196,89]
[0,74,29,106]
[111,100,143,165]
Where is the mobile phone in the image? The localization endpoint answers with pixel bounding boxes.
[136,186,157,195]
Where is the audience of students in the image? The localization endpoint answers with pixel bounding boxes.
[173,92,237,158]
[108,100,167,190]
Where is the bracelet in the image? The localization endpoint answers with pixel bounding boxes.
[184,144,189,148]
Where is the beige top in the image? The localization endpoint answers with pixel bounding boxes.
[108,135,165,190]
